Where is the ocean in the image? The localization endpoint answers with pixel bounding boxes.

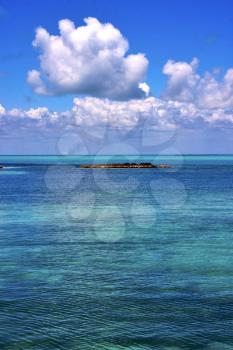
[0,155,233,349]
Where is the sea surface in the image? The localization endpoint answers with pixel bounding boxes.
[0,155,233,349]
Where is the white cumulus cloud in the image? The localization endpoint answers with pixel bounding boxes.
[1,97,233,138]
[163,58,199,102]
[163,58,233,109]
[27,17,149,100]
[0,104,6,115]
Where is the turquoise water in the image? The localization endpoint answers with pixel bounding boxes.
[0,155,233,349]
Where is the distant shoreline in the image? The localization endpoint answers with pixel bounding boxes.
[1,154,233,156]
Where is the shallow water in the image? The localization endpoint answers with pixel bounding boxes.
[0,155,233,349]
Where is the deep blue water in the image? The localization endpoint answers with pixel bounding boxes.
[0,155,233,349]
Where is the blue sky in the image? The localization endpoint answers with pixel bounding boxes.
[0,0,233,154]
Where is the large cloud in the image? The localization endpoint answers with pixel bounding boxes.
[163,58,233,109]
[1,97,233,138]
[27,17,149,100]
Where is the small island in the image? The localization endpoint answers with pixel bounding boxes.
[80,162,171,169]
